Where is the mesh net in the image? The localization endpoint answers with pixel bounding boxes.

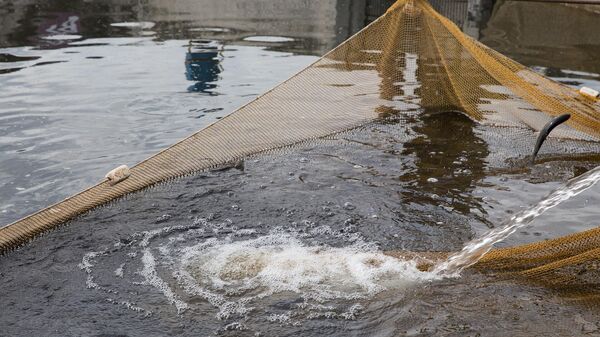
[1,0,600,306]
[476,226,600,307]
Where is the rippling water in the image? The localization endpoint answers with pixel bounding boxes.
[0,38,316,224]
[1,0,600,226]
[2,1,600,336]
[80,219,437,322]
[2,116,599,335]
[0,1,330,224]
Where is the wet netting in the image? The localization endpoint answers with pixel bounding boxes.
[2,0,600,325]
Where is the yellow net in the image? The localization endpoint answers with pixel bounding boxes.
[1,0,600,305]
[476,226,600,306]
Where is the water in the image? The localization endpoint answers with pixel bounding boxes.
[79,219,437,323]
[1,0,600,226]
[2,1,600,336]
[0,1,339,225]
[436,165,600,275]
[1,114,599,335]
[0,39,318,225]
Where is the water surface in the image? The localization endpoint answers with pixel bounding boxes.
[1,1,600,336]
[1,0,600,225]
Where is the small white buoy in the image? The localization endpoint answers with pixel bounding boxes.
[105,165,131,185]
[579,87,599,99]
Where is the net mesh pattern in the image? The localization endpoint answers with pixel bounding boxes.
[476,226,600,306]
[1,0,600,304]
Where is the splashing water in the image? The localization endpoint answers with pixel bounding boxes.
[434,165,600,276]
[79,219,437,324]
[77,166,600,327]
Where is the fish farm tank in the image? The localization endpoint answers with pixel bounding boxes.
[1,0,600,336]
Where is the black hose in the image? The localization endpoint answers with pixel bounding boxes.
[531,113,571,164]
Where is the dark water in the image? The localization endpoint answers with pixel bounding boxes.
[2,1,600,336]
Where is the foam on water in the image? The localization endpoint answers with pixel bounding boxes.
[41,34,82,40]
[139,249,189,312]
[243,36,295,43]
[79,218,436,323]
[110,21,156,29]
[180,233,422,298]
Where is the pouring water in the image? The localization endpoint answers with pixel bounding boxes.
[434,165,600,277]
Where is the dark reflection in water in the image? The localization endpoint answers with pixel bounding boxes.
[0,53,39,62]
[0,0,370,55]
[1,112,597,336]
[400,112,489,221]
[481,0,600,76]
[185,40,222,94]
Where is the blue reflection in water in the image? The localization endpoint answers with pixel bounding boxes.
[185,40,222,94]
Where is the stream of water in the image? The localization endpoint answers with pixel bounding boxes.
[434,165,600,276]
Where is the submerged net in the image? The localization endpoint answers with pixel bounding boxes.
[1,0,600,307]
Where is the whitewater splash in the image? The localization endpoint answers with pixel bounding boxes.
[434,165,600,276]
[79,219,436,323]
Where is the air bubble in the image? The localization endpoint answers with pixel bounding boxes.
[343,202,356,210]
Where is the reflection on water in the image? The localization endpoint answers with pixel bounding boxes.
[185,40,222,94]
[0,1,599,227]
[400,112,489,221]
[37,13,82,48]
[481,0,600,78]
[1,0,600,225]
[0,0,369,55]
[0,39,317,224]
[1,0,383,225]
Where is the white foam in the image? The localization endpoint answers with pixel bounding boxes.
[138,249,188,313]
[180,233,431,301]
[266,313,291,323]
[106,298,148,315]
[79,219,436,323]
[243,36,295,43]
[110,22,155,29]
[114,263,125,278]
[79,251,102,289]
[42,34,82,40]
